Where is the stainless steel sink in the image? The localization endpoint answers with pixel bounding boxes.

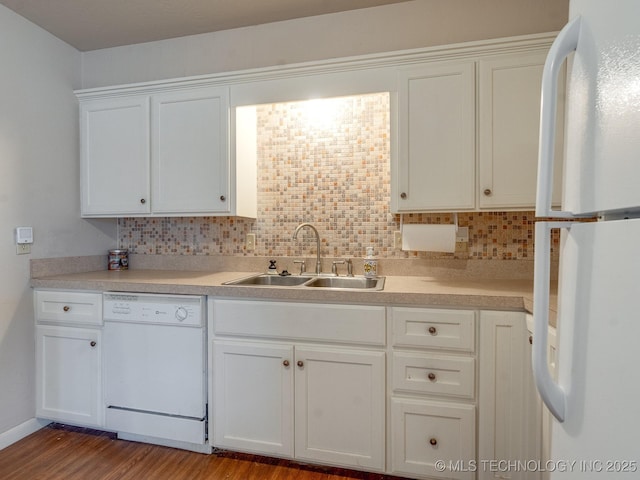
[223,274,313,286]
[305,276,385,291]
[223,273,385,290]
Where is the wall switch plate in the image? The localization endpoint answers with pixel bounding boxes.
[16,244,31,255]
[456,226,469,243]
[246,233,256,251]
[394,230,402,250]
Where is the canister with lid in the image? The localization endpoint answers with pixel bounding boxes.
[108,249,129,270]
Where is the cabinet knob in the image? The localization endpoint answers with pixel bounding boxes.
[297,360,304,368]
[283,360,290,367]
[140,198,146,204]
[90,341,97,347]
[427,372,437,381]
[428,326,437,336]
[63,305,70,312]
[429,437,438,447]
[483,188,492,196]
[220,195,226,202]
[529,335,533,345]
[400,192,407,199]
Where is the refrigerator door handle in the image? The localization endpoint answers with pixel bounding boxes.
[536,16,582,218]
[533,221,573,422]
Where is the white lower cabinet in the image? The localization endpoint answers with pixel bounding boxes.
[391,398,475,480]
[389,306,477,480]
[34,290,104,428]
[36,325,103,427]
[211,299,386,472]
[213,341,294,456]
[478,311,541,480]
[294,346,385,469]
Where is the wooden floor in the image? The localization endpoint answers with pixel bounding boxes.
[0,425,404,480]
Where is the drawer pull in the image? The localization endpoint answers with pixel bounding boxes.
[429,437,438,447]
[283,360,290,367]
[297,360,304,368]
[90,341,97,347]
[427,372,437,381]
[428,326,437,335]
[63,305,71,312]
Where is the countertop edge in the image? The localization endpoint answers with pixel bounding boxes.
[31,270,534,312]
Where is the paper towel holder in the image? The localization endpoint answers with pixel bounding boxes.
[399,213,459,232]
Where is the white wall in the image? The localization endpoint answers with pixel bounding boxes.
[81,0,569,88]
[0,5,116,437]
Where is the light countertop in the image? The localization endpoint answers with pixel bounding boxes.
[31,268,549,318]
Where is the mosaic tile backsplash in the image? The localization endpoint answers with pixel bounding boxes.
[119,93,557,261]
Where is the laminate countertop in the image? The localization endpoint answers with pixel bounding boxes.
[31,269,556,326]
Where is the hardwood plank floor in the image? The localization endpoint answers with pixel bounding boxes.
[0,425,406,480]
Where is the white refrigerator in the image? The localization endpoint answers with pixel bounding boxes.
[534,0,640,477]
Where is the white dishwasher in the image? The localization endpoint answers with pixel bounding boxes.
[103,292,208,452]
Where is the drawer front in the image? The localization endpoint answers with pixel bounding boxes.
[35,290,103,326]
[213,299,386,346]
[391,398,475,480]
[393,352,475,398]
[392,307,475,351]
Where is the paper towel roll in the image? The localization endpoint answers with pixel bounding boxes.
[401,224,457,252]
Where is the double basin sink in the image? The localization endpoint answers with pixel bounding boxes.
[224,274,385,291]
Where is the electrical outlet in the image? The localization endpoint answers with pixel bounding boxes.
[455,241,469,254]
[16,244,31,255]
[455,226,469,243]
[394,230,402,250]
[246,233,256,251]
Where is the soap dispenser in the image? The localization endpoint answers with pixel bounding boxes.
[363,247,378,278]
[267,259,278,275]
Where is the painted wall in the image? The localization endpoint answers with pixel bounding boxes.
[80,0,569,88]
[0,5,117,438]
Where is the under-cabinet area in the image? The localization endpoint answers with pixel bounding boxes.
[33,286,542,480]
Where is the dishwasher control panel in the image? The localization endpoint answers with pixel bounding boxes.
[103,292,204,326]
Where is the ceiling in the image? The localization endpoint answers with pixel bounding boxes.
[0,0,410,51]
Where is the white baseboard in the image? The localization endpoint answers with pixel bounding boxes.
[0,418,51,450]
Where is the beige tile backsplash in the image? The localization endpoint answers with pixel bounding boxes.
[119,93,557,262]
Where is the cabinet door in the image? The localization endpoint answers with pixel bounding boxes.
[80,96,150,216]
[394,62,476,212]
[36,325,102,427]
[478,311,541,480]
[478,53,564,209]
[151,87,230,214]
[213,341,294,457]
[294,347,385,471]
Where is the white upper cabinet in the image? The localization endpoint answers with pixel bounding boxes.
[395,62,476,212]
[151,87,229,214]
[79,84,256,218]
[392,41,561,212]
[80,95,151,215]
[478,52,564,209]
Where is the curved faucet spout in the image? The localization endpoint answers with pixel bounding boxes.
[293,223,322,275]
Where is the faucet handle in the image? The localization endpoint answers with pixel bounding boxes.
[331,260,346,276]
[345,258,354,277]
[293,260,306,275]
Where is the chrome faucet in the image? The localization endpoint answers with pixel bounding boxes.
[293,223,322,274]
